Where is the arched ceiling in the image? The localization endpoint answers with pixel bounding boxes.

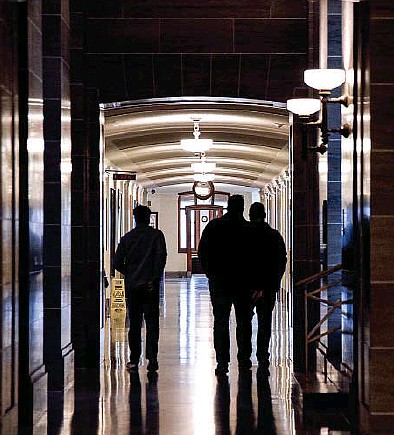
[104,97,289,191]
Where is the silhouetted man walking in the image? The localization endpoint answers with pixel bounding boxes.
[114,205,167,372]
[198,195,252,375]
[248,202,287,375]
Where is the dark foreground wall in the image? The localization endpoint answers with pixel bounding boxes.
[356,1,394,432]
[82,0,308,103]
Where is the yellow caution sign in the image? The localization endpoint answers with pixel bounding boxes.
[111,309,126,343]
[110,278,126,313]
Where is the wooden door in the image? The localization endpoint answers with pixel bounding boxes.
[185,205,223,274]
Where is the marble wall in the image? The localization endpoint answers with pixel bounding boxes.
[366,0,394,431]
[291,122,321,372]
[70,1,104,369]
[18,0,48,431]
[83,0,308,104]
[326,0,345,370]
[0,0,76,431]
[341,0,394,432]
[290,0,321,373]
[42,0,74,395]
[0,0,19,431]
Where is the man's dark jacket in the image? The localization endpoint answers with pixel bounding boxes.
[114,224,167,289]
[197,212,248,286]
[248,221,287,292]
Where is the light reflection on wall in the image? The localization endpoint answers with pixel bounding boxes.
[60,160,73,173]
[27,137,45,153]
[269,280,296,434]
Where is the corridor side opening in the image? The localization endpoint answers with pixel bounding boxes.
[100,97,292,373]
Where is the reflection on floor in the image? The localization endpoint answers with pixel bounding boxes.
[52,276,351,434]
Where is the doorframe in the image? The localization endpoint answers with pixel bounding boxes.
[185,205,223,274]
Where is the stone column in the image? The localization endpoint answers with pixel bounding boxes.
[42,0,74,395]
[18,0,48,431]
[291,121,321,373]
[356,1,394,432]
[0,1,20,431]
[70,1,104,369]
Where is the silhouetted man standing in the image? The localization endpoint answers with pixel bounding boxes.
[248,202,287,374]
[114,205,167,372]
[198,195,252,375]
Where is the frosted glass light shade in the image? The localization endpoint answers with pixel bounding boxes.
[286,98,321,116]
[181,138,212,152]
[191,161,217,172]
[193,173,215,182]
[304,69,345,91]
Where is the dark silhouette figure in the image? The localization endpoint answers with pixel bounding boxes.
[128,371,160,434]
[256,373,276,433]
[114,205,167,372]
[145,373,160,434]
[214,376,231,434]
[198,195,252,375]
[248,202,287,374]
[129,372,143,431]
[236,371,255,435]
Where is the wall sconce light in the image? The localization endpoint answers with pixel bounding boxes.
[287,98,321,118]
[287,68,351,156]
[181,118,213,153]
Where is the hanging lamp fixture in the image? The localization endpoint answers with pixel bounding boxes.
[193,172,215,182]
[190,152,216,173]
[181,119,213,153]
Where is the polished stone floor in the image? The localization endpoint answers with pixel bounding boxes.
[50,276,351,434]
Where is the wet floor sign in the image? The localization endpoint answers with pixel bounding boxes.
[110,278,126,312]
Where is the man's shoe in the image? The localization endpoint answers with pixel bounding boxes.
[147,359,159,372]
[126,362,139,372]
[215,362,229,376]
[238,359,252,370]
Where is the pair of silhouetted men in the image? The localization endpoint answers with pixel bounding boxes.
[198,195,287,376]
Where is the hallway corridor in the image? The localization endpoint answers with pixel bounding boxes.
[47,277,351,435]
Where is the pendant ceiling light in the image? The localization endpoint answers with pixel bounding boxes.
[193,173,215,182]
[190,160,216,173]
[181,119,212,153]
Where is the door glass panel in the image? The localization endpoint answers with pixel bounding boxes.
[190,211,195,250]
[197,197,212,205]
[180,210,186,249]
[199,209,210,239]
